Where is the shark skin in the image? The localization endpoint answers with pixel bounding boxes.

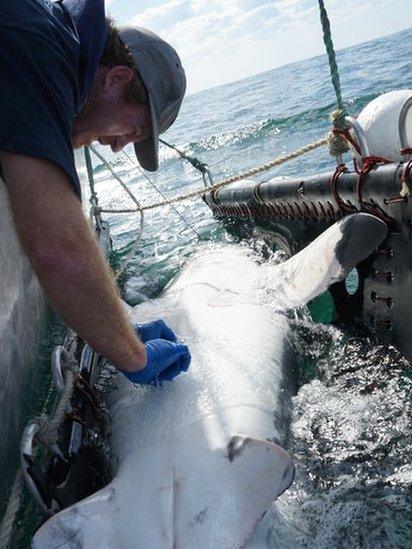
[32,214,387,549]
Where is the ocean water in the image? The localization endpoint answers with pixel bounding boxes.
[6,27,412,547]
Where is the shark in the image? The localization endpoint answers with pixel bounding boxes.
[32,213,387,548]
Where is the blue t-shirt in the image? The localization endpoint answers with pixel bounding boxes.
[0,0,107,196]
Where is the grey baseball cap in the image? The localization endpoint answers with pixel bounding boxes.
[119,27,186,171]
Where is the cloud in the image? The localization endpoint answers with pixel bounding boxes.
[122,0,407,93]
[131,0,193,30]
[130,0,297,90]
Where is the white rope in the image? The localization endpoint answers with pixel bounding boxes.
[0,471,24,549]
[94,137,327,213]
[36,359,77,448]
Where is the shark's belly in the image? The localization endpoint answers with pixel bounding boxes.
[102,251,294,548]
[111,256,294,464]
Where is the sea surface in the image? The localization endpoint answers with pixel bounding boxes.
[6,27,412,547]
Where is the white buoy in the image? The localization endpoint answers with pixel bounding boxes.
[350,89,412,162]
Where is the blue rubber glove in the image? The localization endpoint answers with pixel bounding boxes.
[122,339,191,386]
[134,319,177,343]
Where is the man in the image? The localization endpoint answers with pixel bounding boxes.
[0,0,190,384]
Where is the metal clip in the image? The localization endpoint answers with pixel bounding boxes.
[345,116,371,170]
[384,196,408,205]
[51,346,71,396]
[371,269,394,283]
[20,422,56,517]
[374,247,394,259]
[375,318,393,330]
[202,166,214,188]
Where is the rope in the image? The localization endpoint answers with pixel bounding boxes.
[85,146,107,231]
[355,156,394,225]
[87,138,328,214]
[88,145,145,277]
[36,358,77,448]
[317,0,346,115]
[85,146,98,206]
[327,114,351,158]
[317,0,353,160]
[136,137,327,211]
[329,163,354,214]
[89,145,144,234]
[87,146,201,277]
[160,139,209,174]
[0,471,24,549]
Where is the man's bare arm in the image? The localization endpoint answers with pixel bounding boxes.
[0,151,146,372]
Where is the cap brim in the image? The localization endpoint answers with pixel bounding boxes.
[134,97,159,172]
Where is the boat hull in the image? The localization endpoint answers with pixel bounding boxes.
[0,177,46,490]
[0,149,88,495]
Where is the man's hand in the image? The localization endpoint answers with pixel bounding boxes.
[122,337,191,385]
[122,320,191,385]
[134,319,177,343]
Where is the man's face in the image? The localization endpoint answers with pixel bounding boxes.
[73,66,151,152]
[95,102,151,153]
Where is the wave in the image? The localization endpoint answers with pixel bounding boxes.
[181,93,381,155]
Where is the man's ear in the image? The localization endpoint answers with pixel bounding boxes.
[102,65,135,93]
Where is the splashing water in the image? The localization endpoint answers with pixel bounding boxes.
[268,318,412,548]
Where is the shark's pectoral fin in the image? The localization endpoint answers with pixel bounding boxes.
[225,435,294,545]
[227,434,294,497]
[268,213,388,308]
[172,420,294,548]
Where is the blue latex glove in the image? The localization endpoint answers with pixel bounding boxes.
[123,339,191,386]
[134,319,177,343]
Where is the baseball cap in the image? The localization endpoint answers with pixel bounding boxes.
[119,27,186,171]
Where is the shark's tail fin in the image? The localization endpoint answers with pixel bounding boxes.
[32,480,119,548]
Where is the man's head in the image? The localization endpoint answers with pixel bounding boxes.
[73,21,186,171]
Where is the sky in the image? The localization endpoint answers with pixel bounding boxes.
[106,0,411,94]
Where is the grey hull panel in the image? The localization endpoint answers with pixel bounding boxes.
[0,149,88,495]
[0,177,47,490]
